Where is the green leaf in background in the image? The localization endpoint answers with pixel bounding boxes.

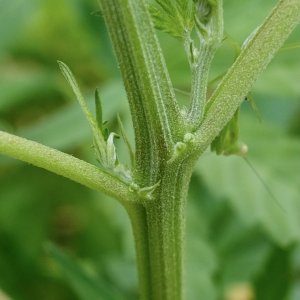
[196,116,300,246]
[214,222,272,297]
[0,0,37,56]
[46,243,122,300]
[185,201,218,300]
[186,173,296,300]
[0,165,136,300]
[287,245,300,300]
[187,177,259,300]
[254,246,293,300]
[0,65,59,114]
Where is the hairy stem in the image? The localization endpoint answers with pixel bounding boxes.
[100,0,182,186]
[0,1,299,300]
[0,131,132,204]
[140,155,195,300]
[188,0,224,127]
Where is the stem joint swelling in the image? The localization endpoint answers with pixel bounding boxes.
[168,133,197,164]
[129,181,161,203]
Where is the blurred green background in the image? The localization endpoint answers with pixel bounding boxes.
[0,0,299,299]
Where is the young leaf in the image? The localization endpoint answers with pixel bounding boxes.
[58,61,107,163]
[194,0,214,24]
[57,61,98,132]
[150,0,195,39]
[58,61,122,171]
[194,0,223,44]
[58,61,94,123]
[94,90,109,141]
[94,88,103,134]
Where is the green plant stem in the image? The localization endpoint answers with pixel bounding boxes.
[0,131,132,204]
[188,0,223,128]
[100,0,183,186]
[147,175,192,300]
[1,1,299,300]
[128,155,192,300]
[195,0,300,154]
[98,0,300,300]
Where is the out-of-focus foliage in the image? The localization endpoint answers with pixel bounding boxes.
[0,0,299,299]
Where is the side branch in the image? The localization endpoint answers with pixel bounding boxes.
[0,131,132,204]
[194,0,300,154]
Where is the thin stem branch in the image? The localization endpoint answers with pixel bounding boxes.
[194,0,300,154]
[187,0,224,128]
[0,131,132,204]
[188,44,215,127]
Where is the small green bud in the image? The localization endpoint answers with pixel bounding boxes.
[183,133,195,144]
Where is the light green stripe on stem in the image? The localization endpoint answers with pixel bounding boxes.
[0,131,132,203]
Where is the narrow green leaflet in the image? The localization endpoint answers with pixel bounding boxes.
[58,61,131,179]
[20,80,126,150]
[58,61,107,163]
[94,89,104,136]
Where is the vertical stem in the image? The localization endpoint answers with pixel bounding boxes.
[144,160,194,300]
